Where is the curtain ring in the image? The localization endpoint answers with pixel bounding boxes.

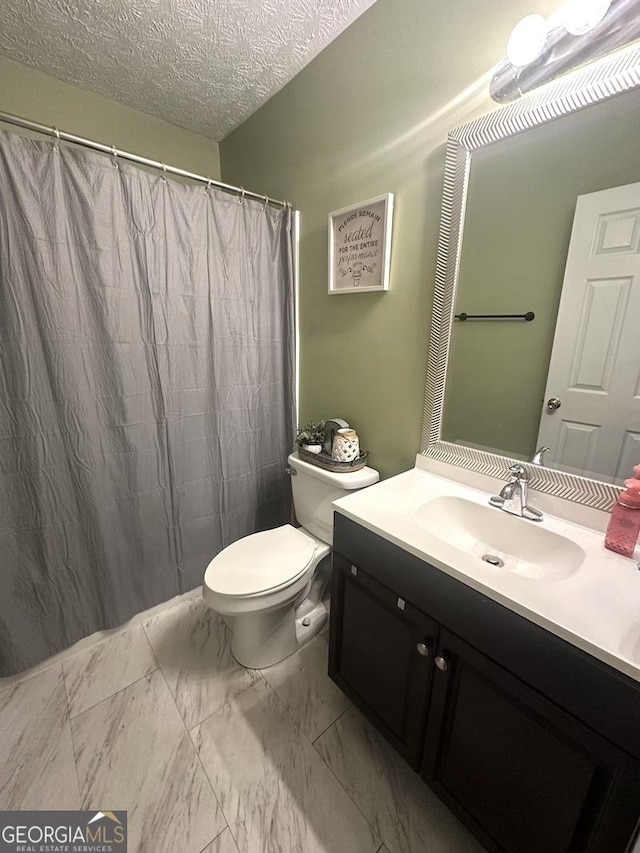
[239,187,245,204]
[205,179,212,193]
[53,127,60,151]
[161,163,167,183]
[262,195,269,210]
[111,145,119,169]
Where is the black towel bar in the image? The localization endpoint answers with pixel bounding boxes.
[455,311,535,322]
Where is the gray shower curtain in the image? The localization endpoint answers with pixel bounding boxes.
[0,129,296,676]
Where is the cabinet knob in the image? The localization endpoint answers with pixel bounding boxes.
[434,655,449,672]
[416,642,430,657]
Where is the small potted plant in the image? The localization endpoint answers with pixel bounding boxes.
[296,420,325,454]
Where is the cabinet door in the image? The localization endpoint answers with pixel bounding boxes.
[329,554,437,768]
[422,629,640,853]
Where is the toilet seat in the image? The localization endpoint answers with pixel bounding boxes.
[204,524,318,598]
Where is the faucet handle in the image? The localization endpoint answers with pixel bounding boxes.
[508,463,528,480]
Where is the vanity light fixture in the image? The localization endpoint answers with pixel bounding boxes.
[491,0,640,101]
[562,0,612,35]
[506,14,548,67]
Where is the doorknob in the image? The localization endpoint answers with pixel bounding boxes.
[416,642,430,657]
[434,655,449,672]
[546,397,562,411]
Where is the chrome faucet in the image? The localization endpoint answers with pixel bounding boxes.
[489,464,543,522]
[531,446,550,466]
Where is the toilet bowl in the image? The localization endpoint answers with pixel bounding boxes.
[203,451,379,669]
[203,524,330,668]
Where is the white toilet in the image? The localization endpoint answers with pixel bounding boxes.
[203,451,379,668]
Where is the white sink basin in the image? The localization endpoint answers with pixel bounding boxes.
[416,496,585,581]
[333,465,640,683]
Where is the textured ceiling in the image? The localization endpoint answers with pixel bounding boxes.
[0,0,377,141]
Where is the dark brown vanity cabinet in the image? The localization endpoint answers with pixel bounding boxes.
[328,559,437,767]
[423,629,640,853]
[329,513,640,853]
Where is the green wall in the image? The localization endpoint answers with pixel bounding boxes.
[0,55,220,179]
[220,0,557,478]
[443,88,640,459]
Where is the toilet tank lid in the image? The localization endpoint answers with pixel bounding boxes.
[204,524,317,597]
[288,452,379,489]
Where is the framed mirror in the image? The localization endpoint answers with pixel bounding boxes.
[420,42,640,510]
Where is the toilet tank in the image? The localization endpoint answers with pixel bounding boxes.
[288,452,379,544]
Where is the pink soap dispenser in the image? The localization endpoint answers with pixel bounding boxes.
[604,467,640,558]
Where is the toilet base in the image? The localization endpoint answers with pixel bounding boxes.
[228,554,331,669]
[230,598,327,669]
[294,599,328,647]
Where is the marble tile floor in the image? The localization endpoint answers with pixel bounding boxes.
[0,591,483,853]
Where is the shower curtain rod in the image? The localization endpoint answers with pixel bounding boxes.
[0,109,291,209]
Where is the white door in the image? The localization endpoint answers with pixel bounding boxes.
[537,182,640,483]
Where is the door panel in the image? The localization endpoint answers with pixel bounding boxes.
[538,182,640,482]
[618,430,640,478]
[570,277,629,391]
[329,555,437,767]
[423,630,640,853]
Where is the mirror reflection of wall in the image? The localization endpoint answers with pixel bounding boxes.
[442,86,640,481]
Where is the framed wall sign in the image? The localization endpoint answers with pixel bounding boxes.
[328,193,394,294]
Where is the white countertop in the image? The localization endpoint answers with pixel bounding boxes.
[333,466,640,684]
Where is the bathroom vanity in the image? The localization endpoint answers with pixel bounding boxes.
[329,466,640,853]
[326,36,640,853]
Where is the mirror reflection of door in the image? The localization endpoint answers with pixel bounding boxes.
[537,182,640,484]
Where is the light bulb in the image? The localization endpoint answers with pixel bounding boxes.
[562,0,611,35]
[506,14,548,68]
